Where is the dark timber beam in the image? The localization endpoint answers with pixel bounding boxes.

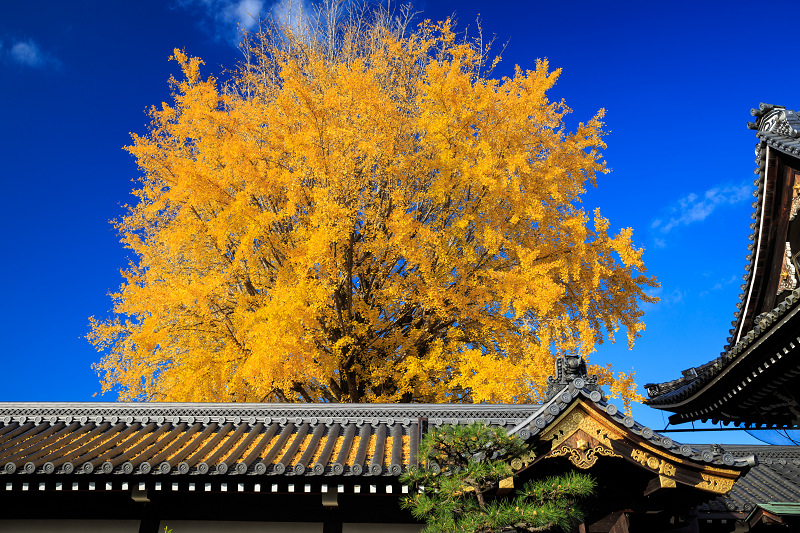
[643,475,677,497]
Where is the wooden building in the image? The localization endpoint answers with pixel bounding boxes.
[3,104,800,533]
[0,358,785,533]
[645,104,800,428]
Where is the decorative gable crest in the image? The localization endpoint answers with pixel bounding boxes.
[544,354,600,401]
[534,400,744,496]
[748,104,800,138]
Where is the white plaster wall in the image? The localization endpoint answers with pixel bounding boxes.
[0,520,140,532]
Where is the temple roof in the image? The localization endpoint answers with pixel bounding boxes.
[699,445,800,514]
[6,368,797,531]
[0,371,752,480]
[644,104,800,427]
[509,374,752,469]
[0,402,539,477]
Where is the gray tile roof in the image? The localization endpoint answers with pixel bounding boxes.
[0,375,753,481]
[699,445,800,513]
[0,402,540,478]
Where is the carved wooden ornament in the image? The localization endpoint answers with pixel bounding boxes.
[535,400,742,495]
[539,405,622,469]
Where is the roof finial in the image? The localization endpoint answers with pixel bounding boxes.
[544,354,600,401]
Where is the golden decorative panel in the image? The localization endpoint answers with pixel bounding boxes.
[543,407,622,448]
[510,448,537,471]
[534,400,744,493]
[550,443,621,469]
[659,475,676,489]
[631,449,676,476]
[695,473,736,495]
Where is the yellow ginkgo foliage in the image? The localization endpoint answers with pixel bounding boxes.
[89,14,657,405]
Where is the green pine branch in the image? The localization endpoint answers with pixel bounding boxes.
[400,423,595,533]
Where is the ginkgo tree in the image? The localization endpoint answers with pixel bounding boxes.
[89,5,657,405]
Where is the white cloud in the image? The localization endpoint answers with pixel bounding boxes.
[177,0,269,44]
[662,288,684,306]
[699,274,738,298]
[223,0,265,31]
[712,274,738,291]
[11,40,42,67]
[177,0,327,45]
[6,38,58,69]
[656,183,751,234]
[642,286,684,310]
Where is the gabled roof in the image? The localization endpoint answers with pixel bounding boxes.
[644,104,800,427]
[509,373,752,470]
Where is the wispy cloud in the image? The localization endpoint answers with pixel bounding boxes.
[699,274,739,298]
[177,0,268,44]
[643,286,684,310]
[3,38,60,69]
[222,0,266,31]
[177,0,323,45]
[710,274,739,291]
[651,183,751,235]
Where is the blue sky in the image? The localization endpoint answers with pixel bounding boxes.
[3,0,799,444]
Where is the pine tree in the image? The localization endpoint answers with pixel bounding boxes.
[401,423,595,532]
